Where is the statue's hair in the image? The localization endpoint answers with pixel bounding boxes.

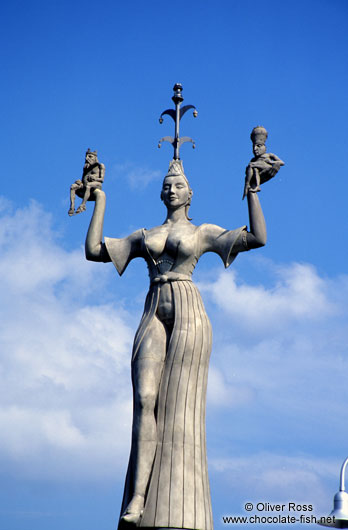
[184,189,193,221]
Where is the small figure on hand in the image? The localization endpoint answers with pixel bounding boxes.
[242,126,284,199]
[68,149,105,215]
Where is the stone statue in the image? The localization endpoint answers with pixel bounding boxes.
[68,148,105,216]
[82,85,282,530]
[242,126,284,199]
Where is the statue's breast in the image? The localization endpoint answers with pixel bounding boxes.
[144,226,199,275]
[144,229,169,260]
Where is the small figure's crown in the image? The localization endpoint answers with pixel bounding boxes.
[166,159,186,178]
[86,148,97,156]
[250,126,268,145]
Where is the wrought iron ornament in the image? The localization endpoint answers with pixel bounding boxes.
[158,83,198,159]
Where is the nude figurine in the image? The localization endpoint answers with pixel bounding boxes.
[68,149,105,216]
[243,126,284,199]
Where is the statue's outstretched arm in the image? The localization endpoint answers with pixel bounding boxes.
[85,189,111,262]
[245,191,267,249]
[268,153,284,164]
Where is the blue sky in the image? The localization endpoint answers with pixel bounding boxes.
[0,1,347,529]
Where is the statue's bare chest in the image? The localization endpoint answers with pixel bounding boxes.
[83,165,99,182]
[144,225,198,262]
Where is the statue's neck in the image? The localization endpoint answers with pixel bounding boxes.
[164,206,188,224]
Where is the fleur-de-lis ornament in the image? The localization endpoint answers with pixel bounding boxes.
[158,83,198,160]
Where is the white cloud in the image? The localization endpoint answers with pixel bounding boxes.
[0,199,134,479]
[201,261,348,513]
[210,453,339,515]
[199,262,337,333]
[199,262,348,420]
[111,162,162,189]
[207,365,255,407]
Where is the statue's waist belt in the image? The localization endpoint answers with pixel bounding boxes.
[151,271,192,285]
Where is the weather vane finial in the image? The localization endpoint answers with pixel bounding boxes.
[158,83,198,160]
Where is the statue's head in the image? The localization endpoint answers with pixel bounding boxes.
[161,160,193,220]
[85,148,98,166]
[250,126,268,157]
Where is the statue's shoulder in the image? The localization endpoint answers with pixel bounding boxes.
[127,228,145,244]
[144,224,165,236]
[196,223,225,250]
[198,222,225,236]
[105,227,144,245]
[198,222,245,246]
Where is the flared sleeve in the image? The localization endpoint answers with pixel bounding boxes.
[104,229,143,276]
[198,223,248,268]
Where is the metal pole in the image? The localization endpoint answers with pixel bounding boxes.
[174,99,180,159]
[172,83,183,160]
[340,458,348,492]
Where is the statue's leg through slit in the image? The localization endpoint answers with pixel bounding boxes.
[122,314,168,524]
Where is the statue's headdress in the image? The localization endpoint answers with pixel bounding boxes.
[166,159,186,179]
[86,148,97,156]
[250,126,268,145]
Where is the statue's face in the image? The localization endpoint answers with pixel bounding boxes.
[85,153,97,166]
[253,143,266,157]
[161,175,191,209]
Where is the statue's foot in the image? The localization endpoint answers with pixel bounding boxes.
[75,204,86,214]
[121,494,144,525]
[68,208,75,216]
[249,185,261,193]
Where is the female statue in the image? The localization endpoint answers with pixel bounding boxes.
[84,156,268,530]
[80,79,285,530]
